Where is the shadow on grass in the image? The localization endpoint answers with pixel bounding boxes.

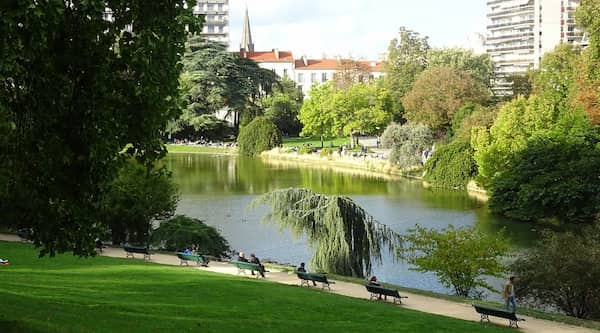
[0,319,45,333]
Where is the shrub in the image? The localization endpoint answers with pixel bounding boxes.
[380,122,433,168]
[511,224,600,319]
[102,159,178,245]
[152,215,231,258]
[237,116,282,156]
[397,225,508,298]
[423,139,477,188]
[319,147,333,157]
[489,134,600,224]
[298,145,314,154]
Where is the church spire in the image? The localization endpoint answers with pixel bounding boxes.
[240,5,254,52]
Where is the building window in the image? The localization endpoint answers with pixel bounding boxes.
[321,73,327,82]
[208,25,214,33]
[298,73,303,83]
[311,73,317,83]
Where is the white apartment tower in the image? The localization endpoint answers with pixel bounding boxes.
[194,0,229,45]
[487,0,582,95]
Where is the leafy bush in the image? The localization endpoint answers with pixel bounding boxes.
[319,148,333,157]
[397,225,508,298]
[152,215,230,258]
[102,159,179,245]
[298,145,314,154]
[489,134,600,224]
[380,122,433,168]
[237,116,282,156]
[511,224,600,319]
[423,139,477,188]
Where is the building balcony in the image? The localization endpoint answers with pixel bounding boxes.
[487,19,534,29]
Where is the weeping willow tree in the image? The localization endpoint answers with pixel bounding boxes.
[251,188,400,278]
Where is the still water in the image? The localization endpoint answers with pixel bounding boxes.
[165,153,536,297]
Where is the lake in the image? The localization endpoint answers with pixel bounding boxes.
[165,153,537,297]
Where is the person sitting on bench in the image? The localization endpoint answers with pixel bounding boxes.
[297,262,316,286]
[237,252,248,262]
[369,276,385,300]
[249,253,265,278]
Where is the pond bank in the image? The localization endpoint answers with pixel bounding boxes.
[261,148,489,202]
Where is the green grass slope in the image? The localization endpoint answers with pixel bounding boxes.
[0,241,509,333]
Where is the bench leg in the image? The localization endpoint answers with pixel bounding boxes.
[509,320,519,328]
[300,279,309,287]
[126,252,134,259]
[144,254,151,261]
[480,314,490,323]
[393,297,401,304]
[322,282,330,291]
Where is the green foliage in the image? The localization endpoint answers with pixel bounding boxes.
[426,47,494,88]
[472,96,560,188]
[489,133,600,224]
[251,188,400,278]
[402,67,490,131]
[397,225,508,297]
[532,44,581,110]
[511,225,600,319]
[424,140,477,188]
[319,148,334,157]
[577,0,600,60]
[177,38,278,133]
[380,123,433,168]
[298,82,336,146]
[151,215,230,257]
[384,27,430,118]
[102,159,179,245]
[506,72,534,98]
[262,77,303,136]
[237,116,282,156]
[453,105,497,140]
[0,1,201,256]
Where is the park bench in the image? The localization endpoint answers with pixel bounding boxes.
[473,303,525,328]
[296,271,335,290]
[123,245,151,261]
[176,252,209,267]
[365,284,408,304]
[17,228,32,241]
[229,260,265,278]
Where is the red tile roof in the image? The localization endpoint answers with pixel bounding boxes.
[237,50,294,62]
[295,59,384,72]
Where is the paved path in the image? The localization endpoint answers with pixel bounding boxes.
[1,234,596,333]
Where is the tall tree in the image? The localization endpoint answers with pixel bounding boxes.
[252,188,399,278]
[178,38,278,132]
[427,48,494,89]
[262,77,303,136]
[402,67,490,131]
[0,1,201,256]
[298,82,336,148]
[384,27,430,120]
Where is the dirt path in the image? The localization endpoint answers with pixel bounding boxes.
[1,234,595,333]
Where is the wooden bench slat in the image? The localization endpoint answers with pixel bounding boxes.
[176,252,209,267]
[295,271,335,290]
[365,284,407,304]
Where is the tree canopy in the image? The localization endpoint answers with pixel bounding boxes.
[237,116,282,156]
[402,67,490,131]
[383,27,430,119]
[262,77,304,136]
[397,225,508,298]
[426,47,494,89]
[176,38,279,133]
[252,188,400,278]
[0,1,201,256]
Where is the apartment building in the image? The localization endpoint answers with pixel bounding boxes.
[194,0,229,45]
[486,0,582,95]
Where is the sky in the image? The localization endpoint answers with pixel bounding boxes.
[228,0,488,60]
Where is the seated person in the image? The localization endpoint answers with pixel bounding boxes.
[237,252,248,262]
[296,262,316,286]
[369,276,385,300]
[369,276,380,286]
[184,247,192,255]
[249,253,265,277]
[95,239,103,253]
[296,262,307,272]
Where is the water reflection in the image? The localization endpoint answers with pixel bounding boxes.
[165,153,538,296]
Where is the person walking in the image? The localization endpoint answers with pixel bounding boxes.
[503,276,517,313]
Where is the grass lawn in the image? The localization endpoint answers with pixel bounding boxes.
[0,241,510,333]
[166,144,236,154]
[282,136,351,148]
